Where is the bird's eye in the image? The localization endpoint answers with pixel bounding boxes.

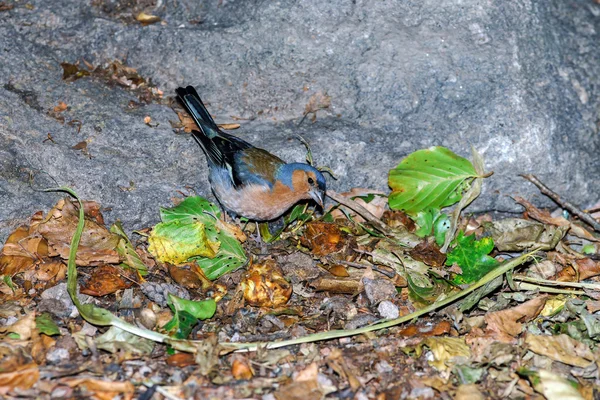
[308,177,315,185]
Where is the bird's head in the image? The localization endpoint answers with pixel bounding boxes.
[276,163,327,208]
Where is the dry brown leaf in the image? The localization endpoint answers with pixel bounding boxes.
[409,240,446,268]
[514,196,598,242]
[32,198,120,266]
[231,357,254,380]
[327,264,349,277]
[304,91,331,117]
[326,349,361,391]
[60,377,134,400]
[399,320,452,338]
[454,384,485,400]
[30,333,56,364]
[485,296,547,342]
[61,62,90,81]
[525,333,594,368]
[53,101,68,113]
[217,123,241,130]
[555,256,600,281]
[241,259,292,308]
[176,111,197,133]
[80,265,135,297]
[301,222,355,258]
[274,362,323,400]
[0,226,48,277]
[136,12,161,25]
[423,337,471,371]
[0,312,36,341]
[166,352,196,368]
[0,363,39,395]
[330,188,387,222]
[382,210,416,231]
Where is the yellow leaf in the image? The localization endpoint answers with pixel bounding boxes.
[148,220,219,265]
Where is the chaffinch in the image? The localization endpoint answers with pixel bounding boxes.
[176,86,327,221]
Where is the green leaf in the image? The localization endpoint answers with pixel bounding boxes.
[433,213,451,246]
[156,197,247,280]
[35,313,60,336]
[441,147,487,252]
[414,208,436,237]
[110,220,148,276]
[148,220,219,265]
[285,204,306,224]
[388,146,478,215]
[446,231,498,284]
[160,196,221,224]
[407,273,452,308]
[163,294,216,339]
[517,368,582,400]
[195,220,247,280]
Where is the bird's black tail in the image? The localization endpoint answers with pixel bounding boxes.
[176,86,219,138]
[176,86,252,168]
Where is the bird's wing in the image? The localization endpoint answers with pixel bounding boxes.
[232,147,285,189]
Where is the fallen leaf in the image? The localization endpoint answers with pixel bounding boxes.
[80,265,134,296]
[166,352,196,367]
[0,363,39,395]
[0,3,15,12]
[32,198,120,266]
[136,11,161,25]
[53,101,68,113]
[454,384,485,400]
[95,326,154,359]
[217,123,241,130]
[484,218,567,251]
[61,62,90,81]
[446,231,498,284]
[148,220,219,265]
[168,262,212,291]
[274,362,324,400]
[241,259,292,308]
[303,91,331,122]
[409,240,446,268]
[514,196,597,242]
[60,377,134,400]
[485,296,547,342]
[0,312,36,340]
[231,357,254,380]
[423,337,471,371]
[399,320,452,337]
[301,222,354,257]
[518,368,584,400]
[0,226,48,277]
[556,256,600,281]
[330,188,387,222]
[525,333,594,368]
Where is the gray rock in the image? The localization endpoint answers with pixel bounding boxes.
[40,282,94,318]
[1,0,599,243]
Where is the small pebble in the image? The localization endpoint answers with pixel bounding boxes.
[46,348,70,365]
[378,300,399,319]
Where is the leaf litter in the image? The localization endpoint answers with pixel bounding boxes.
[1,147,600,399]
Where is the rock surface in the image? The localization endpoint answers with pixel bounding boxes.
[1,0,599,242]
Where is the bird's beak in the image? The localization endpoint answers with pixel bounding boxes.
[309,189,325,209]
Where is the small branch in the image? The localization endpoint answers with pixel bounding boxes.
[334,259,396,279]
[326,190,392,235]
[521,174,600,232]
[512,274,600,290]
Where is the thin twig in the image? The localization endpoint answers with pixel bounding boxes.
[521,174,600,232]
[513,274,600,290]
[334,259,396,279]
[326,190,392,235]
